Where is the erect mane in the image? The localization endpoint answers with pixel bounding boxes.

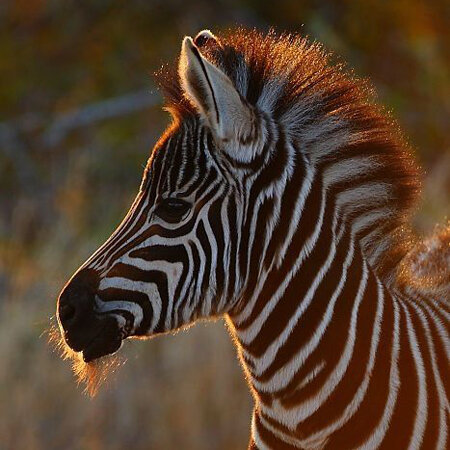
[155,28,421,281]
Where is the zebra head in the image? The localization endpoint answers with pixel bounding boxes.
[57,31,270,362]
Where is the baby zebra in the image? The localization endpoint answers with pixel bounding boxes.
[57,29,449,449]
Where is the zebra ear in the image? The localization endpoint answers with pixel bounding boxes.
[179,34,254,143]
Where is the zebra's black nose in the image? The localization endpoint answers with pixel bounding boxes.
[57,267,123,361]
[57,268,100,351]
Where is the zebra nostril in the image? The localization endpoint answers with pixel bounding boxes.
[59,303,76,323]
[57,268,100,328]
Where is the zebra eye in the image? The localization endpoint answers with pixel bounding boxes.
[154,198,191,223]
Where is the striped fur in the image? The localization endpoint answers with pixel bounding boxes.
[68,29,449,449]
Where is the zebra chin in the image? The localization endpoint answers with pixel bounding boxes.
[80,320,123,363]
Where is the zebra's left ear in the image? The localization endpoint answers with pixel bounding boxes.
[179,33,254,143]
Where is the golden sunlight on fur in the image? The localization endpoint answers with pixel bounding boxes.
[47,321,125,397]
[398,223,450,297]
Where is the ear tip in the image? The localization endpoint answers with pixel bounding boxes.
[182,30,218,53]
[182,36,195,50]
[194,30,218,47]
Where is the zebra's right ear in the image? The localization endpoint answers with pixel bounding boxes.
[178,33,254,144]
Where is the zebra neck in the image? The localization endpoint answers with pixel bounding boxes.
[227,221,397,448]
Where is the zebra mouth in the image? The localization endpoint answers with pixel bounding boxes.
[62,315,124,363]
[81,323,123,363]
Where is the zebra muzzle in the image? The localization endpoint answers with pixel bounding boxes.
[57,268,123,362]
[79,317,123,362]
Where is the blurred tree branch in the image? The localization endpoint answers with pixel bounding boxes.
[1,89,160,149]
[41,90,160,148]
[0,89,161,191]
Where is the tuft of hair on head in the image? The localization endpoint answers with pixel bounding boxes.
[46,319,126,397]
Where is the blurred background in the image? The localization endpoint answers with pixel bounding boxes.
[0,1,448,449]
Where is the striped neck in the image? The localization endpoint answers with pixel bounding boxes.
[222,124,440,447]
[227,200,393,447]
[227,213,446,448]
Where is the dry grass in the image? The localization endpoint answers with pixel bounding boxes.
[0,298,252,450]
[0,230,252,449]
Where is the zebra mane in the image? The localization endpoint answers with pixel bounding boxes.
[156,28,421,282]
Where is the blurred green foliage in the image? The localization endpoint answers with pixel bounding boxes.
[0,1,448,449]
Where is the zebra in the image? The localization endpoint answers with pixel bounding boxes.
[56,29,450,449]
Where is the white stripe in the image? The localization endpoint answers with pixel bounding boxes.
[98,276,162,332]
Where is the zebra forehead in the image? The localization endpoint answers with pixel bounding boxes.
[146,119,214,193]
